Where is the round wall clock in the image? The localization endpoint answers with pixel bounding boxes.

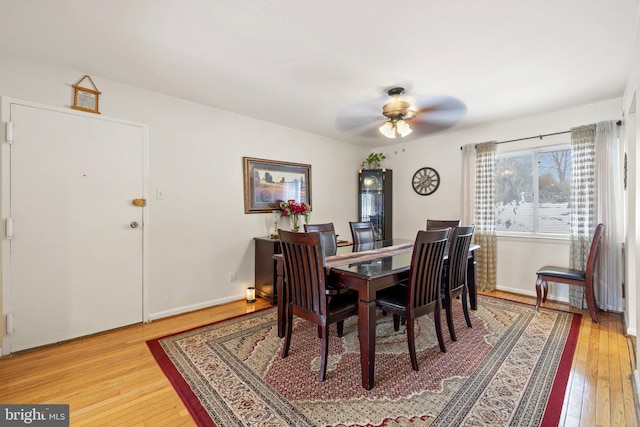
[412,167,440,195]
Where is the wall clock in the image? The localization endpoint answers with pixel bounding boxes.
[412,167,440,195]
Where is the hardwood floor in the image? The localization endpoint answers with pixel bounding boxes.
[0,291,637,426]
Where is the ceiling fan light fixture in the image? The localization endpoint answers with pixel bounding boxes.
[396,119,412,137]
[379,121,396,139]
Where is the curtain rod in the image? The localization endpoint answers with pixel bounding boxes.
[496,130,569,145]
[460,120,622,150]
[497,119,622,145]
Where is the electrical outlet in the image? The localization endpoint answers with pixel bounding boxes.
[229,272,237,282]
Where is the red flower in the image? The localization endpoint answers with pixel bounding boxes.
[279,200,310,218]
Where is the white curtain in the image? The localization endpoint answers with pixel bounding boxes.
[474,142,497,292]
[595,120,623,311]
[569,124,596,308]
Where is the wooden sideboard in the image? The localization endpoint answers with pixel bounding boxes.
[254,236,280,304]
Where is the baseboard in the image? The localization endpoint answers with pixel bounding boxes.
[148,293,245,321]
[495,285,570,304]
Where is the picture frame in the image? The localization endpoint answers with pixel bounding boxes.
[71,75,101,114]
[243,157,312,214]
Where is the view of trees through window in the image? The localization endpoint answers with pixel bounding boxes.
[495,146,571,234]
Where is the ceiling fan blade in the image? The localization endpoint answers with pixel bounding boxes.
[335,100,385,137]
[410,96,466,126]
[410,95,466,115]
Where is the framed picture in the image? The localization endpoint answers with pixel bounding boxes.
[243,157,312,213]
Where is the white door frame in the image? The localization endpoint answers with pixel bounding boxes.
[0,96,149,355]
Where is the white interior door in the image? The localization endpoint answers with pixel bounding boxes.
[3,100,147,352]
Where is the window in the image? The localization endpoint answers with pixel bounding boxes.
[495,146,571,234]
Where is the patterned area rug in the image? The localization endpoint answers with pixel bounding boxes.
[147,296,580,426]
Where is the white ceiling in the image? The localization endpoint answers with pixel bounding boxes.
[0,0,638,146]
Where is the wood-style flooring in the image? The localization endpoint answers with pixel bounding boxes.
[0,291,637,426]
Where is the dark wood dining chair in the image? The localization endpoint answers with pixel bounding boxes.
[426,219,461,230]
[535,223,604,323]
[349,221,376,245]
[375,229,450,370]
[304,222,337,255]
[304,223,349,302]
[278,229,358,381]
[441,225,475,341]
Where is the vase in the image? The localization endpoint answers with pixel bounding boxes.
[291,215,300,232]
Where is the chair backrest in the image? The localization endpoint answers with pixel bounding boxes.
[278,229,328,322]
[445,225,475,294]
[407,229,450,316]
[304,223,337,255]
[426,219,461,230]
[585,223,605,279]
[349,221,376,245]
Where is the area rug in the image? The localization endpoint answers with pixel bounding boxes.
[147,296,580,427]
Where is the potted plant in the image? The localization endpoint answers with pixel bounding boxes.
[361,152,387,169]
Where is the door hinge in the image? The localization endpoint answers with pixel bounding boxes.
[4,217,13,239]
[4,122,13,144]
[6,312,14,335]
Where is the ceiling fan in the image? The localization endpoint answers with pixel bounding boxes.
[336,86,467,140]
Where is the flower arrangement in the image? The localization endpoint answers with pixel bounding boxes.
[279,199,310,231]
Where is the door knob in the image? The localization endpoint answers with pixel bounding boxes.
[130,221,139,229]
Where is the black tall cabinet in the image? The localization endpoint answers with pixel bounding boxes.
[358,168,392,240]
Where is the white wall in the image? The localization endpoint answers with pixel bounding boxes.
[0,54,364,323]
[380,98,622,302]
[621,2,640,395]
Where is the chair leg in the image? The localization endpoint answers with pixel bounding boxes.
[444,295,456,341]
[434,300,447,353]
[585,282,600,323]
[337,320,344,337]
[393,314,400,331]
[535,276,545,311]
[406,317,419,371]
[462,287,472,328]
[319,323,329,382]
[282,306,293,358]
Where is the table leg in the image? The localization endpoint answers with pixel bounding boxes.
[276,259,285,338]
[358,300,376,390]
[467,252,477,310]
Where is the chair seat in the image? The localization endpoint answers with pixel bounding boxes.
[327,292,358,317]
[537,266,586,282]
[375,285,407,311]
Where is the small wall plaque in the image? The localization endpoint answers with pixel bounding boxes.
[71,75,101,114]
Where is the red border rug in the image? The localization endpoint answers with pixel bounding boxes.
[147,296,580,426]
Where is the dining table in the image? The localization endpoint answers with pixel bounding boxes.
[274,237,480,390]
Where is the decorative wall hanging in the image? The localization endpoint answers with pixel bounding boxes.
[71,75,101,114]
[243,157,312,214]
